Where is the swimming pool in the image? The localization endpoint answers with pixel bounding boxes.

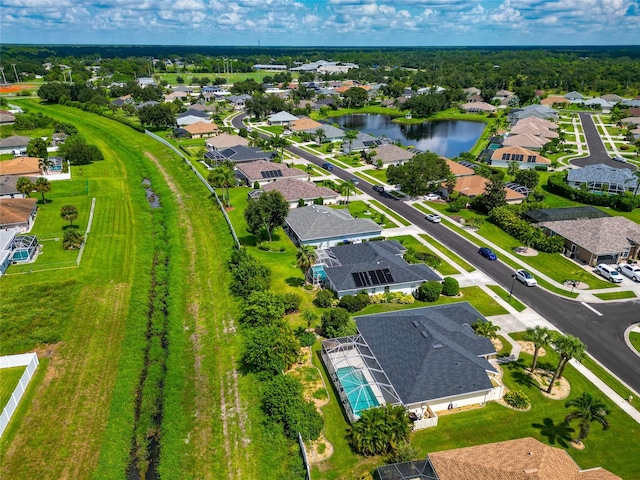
[336,366,379,416]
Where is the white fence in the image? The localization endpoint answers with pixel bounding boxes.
[0,352,39,437]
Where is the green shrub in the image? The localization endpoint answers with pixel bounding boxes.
[338,292,370,313]
[281,292,301,313]
[504,389,530,410]
[320,308,355,338]
[296,331,316,347]
[62,229,84,250]
[415,281,442,302]
[447,199,465,212]
[442,277,460,296]
[313,289,335,308]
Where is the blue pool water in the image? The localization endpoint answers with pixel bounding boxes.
[337,366,379,416]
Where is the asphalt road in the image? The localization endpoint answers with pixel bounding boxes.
[571,112,635,170]
[233,113,640,392]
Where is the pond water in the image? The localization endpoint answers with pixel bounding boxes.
[331,114,485,158]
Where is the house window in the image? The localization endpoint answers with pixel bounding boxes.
[527,155,536,162]
[501,153,510,160]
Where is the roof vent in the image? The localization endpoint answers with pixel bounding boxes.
[524,468,538,474]
[432,343,442,348]
[421,331,428,338]
[412,320,420,328]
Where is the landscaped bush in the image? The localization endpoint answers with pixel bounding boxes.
[281,292,302,313]
[414,280,442,302]
[295,330,316,347]
[320,307,356,338]
[404,248,442,270]
[447,199,466,212]
[313,289,335,308]
[488,205,564,253]
[547,173,636,211]
[228,248,271,298]
[338,292,370,313]
[504,389,531,410]
[441,277,460,296]
[62,229,84,250]
[368,291,415,304]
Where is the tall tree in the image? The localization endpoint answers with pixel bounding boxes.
[344,129,358,154]
[547,334,586,394]
[507,161,520,181]
[471,319,501,339]
[60,204,78,227]
[241,324,299,374]
[16,177,34,197]
[564,392,610,444]
[296,245,317,281]
[34,177,51,203]
[339,180,356,204]
[207,165,236,207]
[347,404,411,456]
[244,190,289,242]
[523,326,551,373]
[478,177,507,213]
[386,152,451,196]
[315,128,326,145]
[27,137,48,160]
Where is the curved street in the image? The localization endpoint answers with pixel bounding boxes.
[232,113,640,394]
[571,112,636,170]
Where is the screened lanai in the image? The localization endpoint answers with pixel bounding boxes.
[321,335,402,422]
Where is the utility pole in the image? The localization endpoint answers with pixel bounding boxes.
[11,64,19,83]
[0,67,6,85]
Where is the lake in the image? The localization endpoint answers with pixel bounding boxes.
[331,114,485,158]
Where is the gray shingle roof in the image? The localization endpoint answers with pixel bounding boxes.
[285,205,381,242]
[0,135,30,148]
[567,164,637,187]
[323,240,441,293]
[261,178,338,202]
[204,146,274,164]
[236,160,307,183]
[304,124,345,139]
[355,303,496,405]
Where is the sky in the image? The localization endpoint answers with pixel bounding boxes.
[2,0,639,46]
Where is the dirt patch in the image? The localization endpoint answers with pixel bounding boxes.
[570,440,586,450]
[564,280,589,290]
[517,340,546,357]
[0,84,33,93]
[528,369,571,400]
[491,337,503,352]
[515,246,539,256]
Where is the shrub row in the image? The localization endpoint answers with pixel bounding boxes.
[488,206,564,253]
[547,174,638,212]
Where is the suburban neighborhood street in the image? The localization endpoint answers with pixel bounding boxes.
[232,113,640,394]
[572,112,636,170]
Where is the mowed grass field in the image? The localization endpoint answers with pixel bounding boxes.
[0,101,293,479]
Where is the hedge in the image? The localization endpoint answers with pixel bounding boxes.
[547,173,638,212]
[489,205,564,253]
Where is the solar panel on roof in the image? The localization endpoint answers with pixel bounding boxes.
[367,270,382,285]
[382,268,394,283]
[352,272,364,288]
[261,170,283,178]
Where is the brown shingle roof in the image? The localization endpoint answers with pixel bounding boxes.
[541,96,571,106]
[511,123,558,138]
[184,121,219,134]
[460,102,496,112]
[516,117,558,131]
[445,159,475,177]
[205,133,248,150]
[261,178,338,202]
[372,144,415,164]
[236,160,307,182]
[539,217,640,256]
[453,174,524,200]
[428,437,620,480]
[0,197,37,227]
[503,133,550,149]
[0,157,41,176]
[491,146,551,164]
[290,118,323,132]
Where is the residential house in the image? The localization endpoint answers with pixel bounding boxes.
[177,115,212,127]
[304,124,345,143]
[0,197,37,230]
[508,105,558,124]
[371,144,415,165]
[0,156,42,177]
[0,175,36,199]
[514,116,557,131]
[490,146,551,169]
[0,228,38,275]
[204,146,274,167]
[135,100,158,110]
[253,64,288,71]
[227,94,252,110]
[313,98,336,110]
[620,116,640,127]
[343,132,385,153]
[136,77,155,88]
[539,216,640,265]
[493,89,514,106]
[284,204,382,247]
[258,178,338,207]
[445,159,476,177]
[460,102,496,113]
[267,111,299,126]
[0,111,16,125]
[440,174,526,204]
[502,133,550,150]
[183,121,219,138]
[172,85,194,94]
[376,437,620,480]
[541,95,571,106]
[205,133,249,151]
[164,91,188,102]
[463,87,482,96]
[322,302,500,424]
[566,164,638,194]
[601,93,624,103]
[235,160,307,186]
[290,117,323,132]
[0,136,30,155]
[583,98,615,113]
[564,91,586,101]
[510,122,558,139]
[111,95,133,107]
[467,94,484,103]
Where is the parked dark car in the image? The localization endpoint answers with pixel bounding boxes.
[372,185,385,193]
[478,247,497,260]
[322,162,334,171]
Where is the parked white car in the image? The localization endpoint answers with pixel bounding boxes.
[515,269,537,286]
[618,264,640,282]
[424,193,440,201]
[425,213,441,223]
[595,264,623,283]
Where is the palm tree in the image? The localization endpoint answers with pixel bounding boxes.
[339,180,356,204]
[471,319,500,339]
[248,130,261,147]
[34,177,51,203]
[38,156,53,175]
[345,129,359,154]
[302,309,318,330]
[507,161,520,181]
[16,177,34,197]
[304,163,313,180]
[270,135,287,160]
[208,165,236,207]
[564,392,610,444]
[523,326,551,373]
[547,334,586,394]
[315,128,326,145]
[296,245,317,282]
[60,204,78,227]
[347,403,410,456]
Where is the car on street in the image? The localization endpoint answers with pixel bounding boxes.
[611,156,627,163]
[321,162,334,171]
[478,247,497,260]
[424,193,440,201]
[515,269,537,286]
[350,178,359,185]
[595,263,623,283]
[425,213,441,223]
[372,185,385,193]
[618,263,640,282]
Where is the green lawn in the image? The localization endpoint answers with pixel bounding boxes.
[593,290,637,300]
[361,167,388,184]
[629,332,640,354]
[487,284,527,312]
[368,199,411,227]
[418,234,476,273]
[389,235,458,276]
[579,355,636,402]
[0,367,25,410]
